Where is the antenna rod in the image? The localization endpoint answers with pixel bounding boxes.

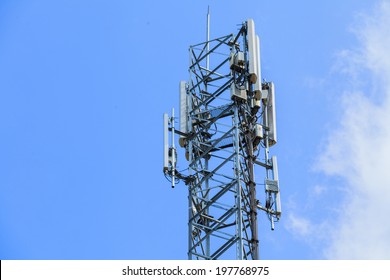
[206,6,210,71]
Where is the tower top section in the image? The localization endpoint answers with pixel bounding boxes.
[163,17,281,260]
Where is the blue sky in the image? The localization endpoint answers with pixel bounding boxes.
[1,0,390,260]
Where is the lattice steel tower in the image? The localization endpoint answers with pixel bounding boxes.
[163,15,281,260]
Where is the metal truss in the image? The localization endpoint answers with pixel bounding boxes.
[164,19,281,260]
[184,26,260,260]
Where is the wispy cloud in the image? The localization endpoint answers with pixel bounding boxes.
[316,0,390,259]
[285,211,331,252]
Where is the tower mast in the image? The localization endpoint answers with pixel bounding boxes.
[163,15,281,260]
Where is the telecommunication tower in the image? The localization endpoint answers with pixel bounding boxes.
[163,13,281,260]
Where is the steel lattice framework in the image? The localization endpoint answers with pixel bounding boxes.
[164,19,281,260]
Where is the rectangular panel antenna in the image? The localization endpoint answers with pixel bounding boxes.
[163,113,169,172]
[179,81,187,147]
[247,19,258,84]
[272,156,281,217]
[266,82,277,146]
[254,35,262,99]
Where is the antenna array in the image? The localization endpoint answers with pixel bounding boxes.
[163,18,281,260]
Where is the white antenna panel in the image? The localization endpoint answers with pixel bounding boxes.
[253,35,262,99]
[179,81,187,147]
[247,19,258,84]
[267,82,277,146]
[163,113,169,171]
[272,156,281,217]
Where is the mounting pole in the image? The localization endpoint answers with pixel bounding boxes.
[171,108,176,188]
[247,124,259,259]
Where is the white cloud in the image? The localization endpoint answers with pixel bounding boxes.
[316,0,390,259]
[310,184,326,197]
[285,212,331,250]
[286,213,312,238]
